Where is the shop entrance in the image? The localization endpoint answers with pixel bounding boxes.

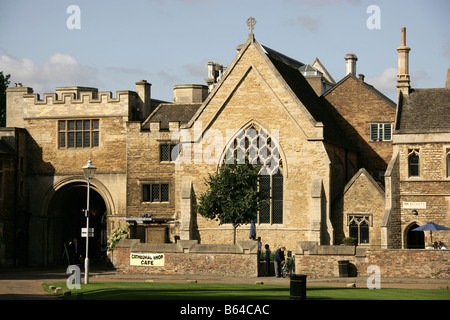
[406,223,425,249]
[47,182,107,265]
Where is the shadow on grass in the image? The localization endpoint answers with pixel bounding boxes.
[45,282,450,301]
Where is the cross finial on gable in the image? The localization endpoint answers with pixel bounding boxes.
[246,17,256,34]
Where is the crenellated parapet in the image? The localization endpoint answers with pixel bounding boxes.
[6,81,154,128]
[146,120,181,142]
[23,87,134,106]
[142,102,202,142]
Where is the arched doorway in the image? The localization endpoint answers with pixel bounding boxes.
[47,182,107,265]
[406,223,425,249]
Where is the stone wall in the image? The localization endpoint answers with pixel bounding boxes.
[112,239,449,280]
[295,242,450,279]
[112,239,259,277]
[323,76,396,173]
[332,168,386,246]
[391,140,450,248]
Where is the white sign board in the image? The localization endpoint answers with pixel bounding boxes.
[402,202,426,209]
[130,253,165,266]
[81,227,94,238]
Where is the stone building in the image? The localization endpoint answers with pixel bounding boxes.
[383,29,450,249]
[4,81,165,266]
[0,127,29,266]
[143,32,359,251]
[1,25,448,267]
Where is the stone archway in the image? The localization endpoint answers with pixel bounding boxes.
[46,181,108,265]
[405,222,424,249]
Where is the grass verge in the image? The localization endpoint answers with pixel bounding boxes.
[42,281,450,300]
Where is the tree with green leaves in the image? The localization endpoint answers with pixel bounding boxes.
[197,160,269,244]
[0,71,11,127]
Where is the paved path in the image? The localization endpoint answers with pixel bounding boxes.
[0,269,66,300]
[0,268,449,299]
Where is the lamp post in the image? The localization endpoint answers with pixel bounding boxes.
[82,157,96,284]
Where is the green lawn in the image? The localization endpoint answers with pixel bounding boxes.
[43,281,450,300]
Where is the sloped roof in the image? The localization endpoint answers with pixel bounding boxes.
[146,38,354,150]
[261,45,304,69]
[263,47,355,150]
[344,168,385,196]
[311,57,336,84]
[396,88,450,133]
[323,74,396,108]
[143,103,202,130]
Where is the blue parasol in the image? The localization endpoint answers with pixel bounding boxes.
[412,222,450,244]
[249,220,256,240]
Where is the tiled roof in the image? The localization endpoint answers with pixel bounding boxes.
[263,47,355,150]
[143,103,202,130]
[396,88,450,133]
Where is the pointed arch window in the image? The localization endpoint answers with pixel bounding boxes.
[348,215,371,244]
[224,125,283,224]
[408,149,420,177]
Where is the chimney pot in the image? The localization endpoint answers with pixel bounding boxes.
[397,27,411,96]
[401,27,406,46]
[345,54,358,76]
[358,74,365,82]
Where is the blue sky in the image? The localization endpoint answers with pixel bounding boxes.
[0,0,448,102]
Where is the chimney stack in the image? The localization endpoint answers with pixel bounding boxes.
[135,80,151,121]
[397,27,411,96]
[345,54,358,76]
[206,62,226,92]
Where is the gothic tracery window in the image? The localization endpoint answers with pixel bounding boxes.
[348,215,371,244]
[224,125,283,224]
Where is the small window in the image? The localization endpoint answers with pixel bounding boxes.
[142,183,169,202]
[408,149,420,177]
[370,123,392,141]
[348,215,371,244]
[160,144,181,162]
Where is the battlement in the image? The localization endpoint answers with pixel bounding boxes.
[22,86,135,105]
[6,81,153,127]
[148,121,180,132]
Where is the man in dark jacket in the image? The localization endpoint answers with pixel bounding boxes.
[273,246,285,278]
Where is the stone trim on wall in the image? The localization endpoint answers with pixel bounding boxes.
[112,239,259,277]
[295,241,450,279]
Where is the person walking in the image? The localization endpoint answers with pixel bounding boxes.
[263,244,271,276]
[273,246,285,278]
[68,237,82,265]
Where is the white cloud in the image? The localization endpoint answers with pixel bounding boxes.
[366,67,397,90]
[0,53,98,93]
[184,60,209,79]
[297,15,321,32]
